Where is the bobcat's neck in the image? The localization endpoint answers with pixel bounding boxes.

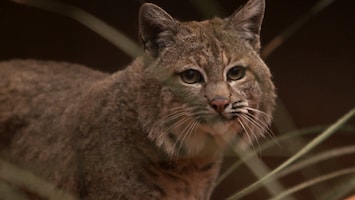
[125,58,224,159]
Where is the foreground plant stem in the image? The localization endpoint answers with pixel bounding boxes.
[226,107,355,200]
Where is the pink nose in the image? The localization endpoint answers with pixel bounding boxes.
[209,97,230,113]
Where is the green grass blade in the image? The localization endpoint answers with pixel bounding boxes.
[0,180,29,200]
[216,125,355,186]
[233,147,295,200]
[269,167,355,200]
[322,175,355,200]
[226,107,355,200]
[0,159,78,200]
[261,0,336,58]
[277,145,355,178]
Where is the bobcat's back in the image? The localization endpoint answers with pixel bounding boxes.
[0,59,106,143]
[0,60,108,195]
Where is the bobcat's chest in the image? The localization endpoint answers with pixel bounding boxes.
[140,156,222,200]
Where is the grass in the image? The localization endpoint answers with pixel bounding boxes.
[226,107,355,200]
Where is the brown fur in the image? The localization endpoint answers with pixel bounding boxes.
[0,0,275,199]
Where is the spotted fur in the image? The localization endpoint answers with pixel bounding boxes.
[0,0,275,199]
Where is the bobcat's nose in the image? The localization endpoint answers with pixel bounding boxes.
[209,97,230,113]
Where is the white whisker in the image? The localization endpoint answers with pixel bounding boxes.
[176,119,199,155]
[240,116,260,150]
[191,110,214,117]
[246,107,272,121]
[168,116,191,132]
[237,118,255,152]
[163,111,187,124]
[242,114,266,137]
[244,114,268,137]
[245,108,277,144]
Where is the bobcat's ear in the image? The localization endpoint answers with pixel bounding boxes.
[227,0,265,51]
[139,3,178,58]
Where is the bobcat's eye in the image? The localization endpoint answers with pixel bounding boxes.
[180,69,204,84]
[227,66,246,81]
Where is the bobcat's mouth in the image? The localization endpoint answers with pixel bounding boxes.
[217,100,249,121]
[201,100,253,141]
[220,111,242,121]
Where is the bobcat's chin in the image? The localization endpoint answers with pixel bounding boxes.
[189,103,272,154]
[199,120,241,145]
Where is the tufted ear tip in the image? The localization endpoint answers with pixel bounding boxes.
[139,3,178,58]
[227,0,265,51]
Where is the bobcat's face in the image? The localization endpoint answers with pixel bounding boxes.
[139,0,275,156]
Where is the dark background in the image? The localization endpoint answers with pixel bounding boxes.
[1,0,354,199]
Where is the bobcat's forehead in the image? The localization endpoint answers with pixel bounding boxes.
[167,19,256,80]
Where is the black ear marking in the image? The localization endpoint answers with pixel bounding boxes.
[139,3,179,58]
[227,0,265,51]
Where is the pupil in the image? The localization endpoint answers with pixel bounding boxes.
[187,70,196,79]
[231,68,239,75]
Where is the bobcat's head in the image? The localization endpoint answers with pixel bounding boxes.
[138,0,276,157]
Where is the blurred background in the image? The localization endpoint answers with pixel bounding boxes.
[1,0,354,199]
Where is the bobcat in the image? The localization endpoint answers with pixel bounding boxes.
[0,0,275,199]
